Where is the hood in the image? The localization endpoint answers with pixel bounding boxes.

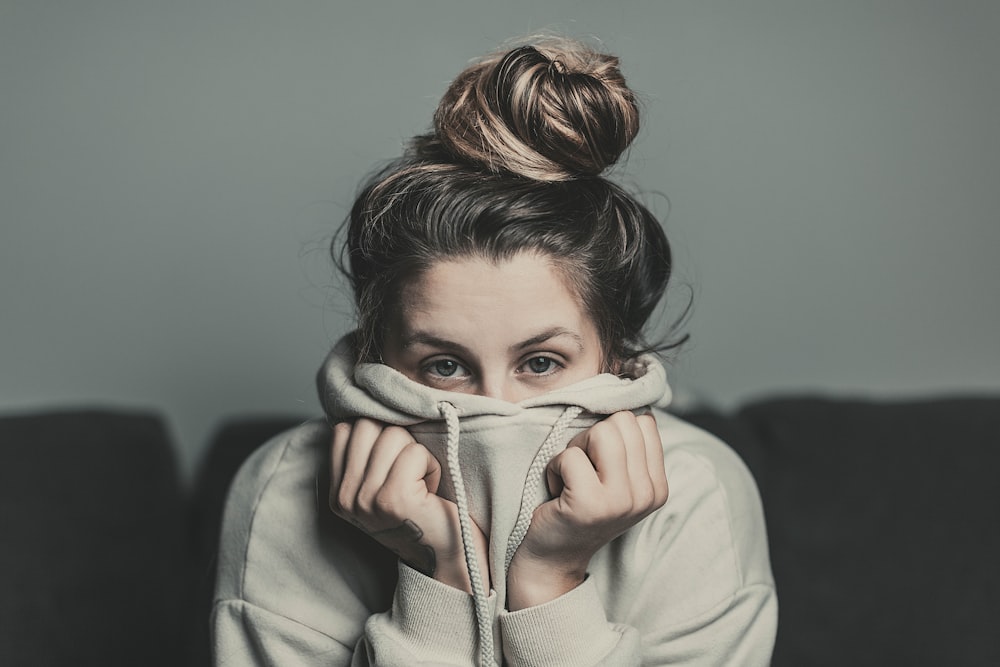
[316,333,672,665]
[319,334,671,423]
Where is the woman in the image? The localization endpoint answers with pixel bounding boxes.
[213,38,776,666]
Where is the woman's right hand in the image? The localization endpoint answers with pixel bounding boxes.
[328,418,488,593]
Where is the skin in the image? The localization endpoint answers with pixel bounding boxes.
[329,251,669,609]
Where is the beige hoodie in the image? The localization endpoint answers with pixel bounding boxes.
[212,335,777,665]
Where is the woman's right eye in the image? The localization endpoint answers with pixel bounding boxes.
[426,358,468,378]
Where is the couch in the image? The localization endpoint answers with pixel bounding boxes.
[2,395,997,665]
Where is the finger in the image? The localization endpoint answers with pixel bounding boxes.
[381,442,442,510]
[545,462,563,497]
[607,411,652,489]
[329,421,353,513]
[546,446,601,500]
[338,418,384,510]
[422,444,442,495]
[579,419,630,488]
[356,426,415,511]
[609,411,657,511]
[636,413,668,506]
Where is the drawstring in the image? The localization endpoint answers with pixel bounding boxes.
[503,405,584,570]
[438,402,584,666]
[439,401,494,667]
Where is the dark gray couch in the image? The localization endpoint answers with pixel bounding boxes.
[2,395,997,665]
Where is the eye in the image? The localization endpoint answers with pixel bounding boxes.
[522,356,558,375]
[425,358,468,378]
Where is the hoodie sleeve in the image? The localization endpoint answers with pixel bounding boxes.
[211,421,492,666]
[499,577,641,666]
[497,415,777,666]
[214,570,492,666]
[351,563,497,665]
[212,566,489,666]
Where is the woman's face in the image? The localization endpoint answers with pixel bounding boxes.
[382,252,603,403]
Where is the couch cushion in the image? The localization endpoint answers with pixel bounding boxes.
[0,409,187,666]
[739,396,1000,666]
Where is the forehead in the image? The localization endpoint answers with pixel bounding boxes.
[396,253,592,336]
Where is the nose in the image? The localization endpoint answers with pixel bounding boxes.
[478,373,520,403]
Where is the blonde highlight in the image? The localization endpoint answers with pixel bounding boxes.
[434,37,640,181]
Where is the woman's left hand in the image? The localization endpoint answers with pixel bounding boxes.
[506,411,668,610]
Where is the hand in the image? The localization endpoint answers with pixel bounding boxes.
[507,411,668,610]
[329,418,488,593]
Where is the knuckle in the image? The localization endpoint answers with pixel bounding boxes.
[633,486,656,509]
[657,481,670,506]
[610,410,638,427]
[589,419,616,439]
[383,425,412,440]
[334,488,354,515]
[589,434,621,457]
[604,493,632,518]
[400,441,426,457]
[355,486,377,514]
[373,487,399,516]
[375,427,409,452]
[556,446,592,474]
[351,417,374,433]
[620,497,638,517]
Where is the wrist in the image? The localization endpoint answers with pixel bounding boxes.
[431,553,475,593]
[430,521,490,594]
[506,552,587,610]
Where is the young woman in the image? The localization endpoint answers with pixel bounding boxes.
[213,38,777,666]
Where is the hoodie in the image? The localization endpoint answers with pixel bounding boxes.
[212,335,777,666]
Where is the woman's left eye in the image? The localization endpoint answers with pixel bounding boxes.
[522,356,558,374]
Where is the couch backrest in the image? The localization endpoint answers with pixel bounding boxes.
[696,396,1000,666]
[0,409,188,666]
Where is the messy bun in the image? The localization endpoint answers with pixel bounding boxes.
[434,38,640,180]
[338,38,685,367]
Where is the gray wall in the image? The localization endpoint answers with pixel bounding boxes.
[3,1,998,477]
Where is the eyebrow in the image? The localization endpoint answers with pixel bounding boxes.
[512,327,585,353]
[399,327,585,354]
[398,331,473,356]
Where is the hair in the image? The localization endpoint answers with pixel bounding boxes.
[335,37,686,370]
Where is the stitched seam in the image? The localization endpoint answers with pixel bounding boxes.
[213,597,348,648]
[669,444,747,587]
[654,582,777,635]
[236,420,318,600]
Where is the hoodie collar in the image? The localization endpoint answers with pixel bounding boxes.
[318,333,672,424]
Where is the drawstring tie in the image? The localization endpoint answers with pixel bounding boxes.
[438,401,584,667]
[439,401,494,667]
[504,405,584,570]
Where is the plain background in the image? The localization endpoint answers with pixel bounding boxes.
[2,0,998,478]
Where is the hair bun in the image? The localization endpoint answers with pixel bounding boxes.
[432,38,640,181]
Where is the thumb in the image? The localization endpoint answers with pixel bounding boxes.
[421,446,442,495]
[548,427,592,495]
[546,460,565,497]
